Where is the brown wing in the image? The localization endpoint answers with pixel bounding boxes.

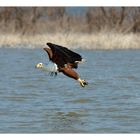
[44,42,83,69]
[43,47,53,60]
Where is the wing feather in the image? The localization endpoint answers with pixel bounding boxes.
[44,43,83,69]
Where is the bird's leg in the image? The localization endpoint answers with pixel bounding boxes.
[50,72,53,76]
[55,72,57,77]
[50,72,57,77]
[60,67,88,87]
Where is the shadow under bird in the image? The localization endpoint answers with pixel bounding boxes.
[35,42,88,87]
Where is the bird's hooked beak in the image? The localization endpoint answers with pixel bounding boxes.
[35,63,44,69]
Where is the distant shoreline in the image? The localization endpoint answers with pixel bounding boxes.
[0,32,140,50]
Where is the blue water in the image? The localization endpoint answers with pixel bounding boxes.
[0,47,140,133]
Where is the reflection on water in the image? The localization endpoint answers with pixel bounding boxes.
[0,47,140,133]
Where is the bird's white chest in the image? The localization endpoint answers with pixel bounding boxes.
[45,62,58,72]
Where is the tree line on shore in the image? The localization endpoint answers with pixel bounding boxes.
[0,7,140,35]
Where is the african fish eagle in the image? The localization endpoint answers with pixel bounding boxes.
[35,42,88,87]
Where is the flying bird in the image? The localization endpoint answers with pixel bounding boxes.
[35,42,88,87]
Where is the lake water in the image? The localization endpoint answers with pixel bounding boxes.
[0,47,140,133]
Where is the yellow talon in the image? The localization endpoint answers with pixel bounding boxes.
[78,78,88,87]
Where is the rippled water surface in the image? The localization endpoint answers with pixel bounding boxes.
[0,47,140,133]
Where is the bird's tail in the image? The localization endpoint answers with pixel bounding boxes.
[75,59,86,64]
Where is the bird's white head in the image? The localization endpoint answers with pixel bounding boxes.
[35,63,44,69]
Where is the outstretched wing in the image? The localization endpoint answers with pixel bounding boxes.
[44,42,83,69]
